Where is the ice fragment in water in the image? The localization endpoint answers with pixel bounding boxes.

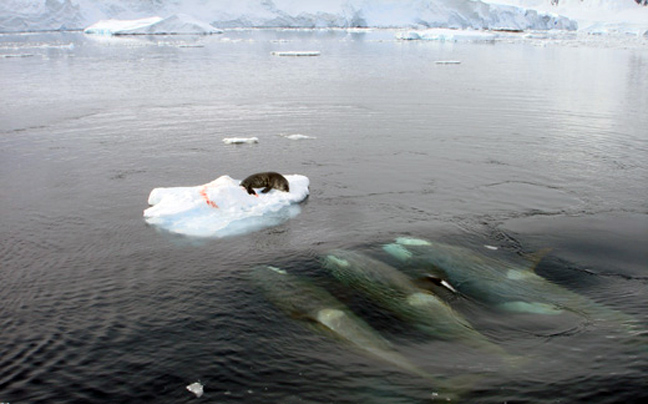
[271,51,320,56]
[187,382,204,398]
[222,137,259,144]
[280,134,316,140]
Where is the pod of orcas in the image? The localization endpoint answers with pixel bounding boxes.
[250,236,638,400]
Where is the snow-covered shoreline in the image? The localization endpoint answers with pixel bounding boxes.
[1,1,645,38]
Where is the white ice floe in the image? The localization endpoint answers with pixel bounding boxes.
[271,51,321,56]
[280,134,317,140]
[83,14,222,35]
[396,28,498,42]
[186,382,204,398]
[223,137,259,144]
[144,174,310,238]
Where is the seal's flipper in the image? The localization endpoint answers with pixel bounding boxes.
[261,186,272,194]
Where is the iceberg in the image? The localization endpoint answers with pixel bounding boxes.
[83,14,222,35]
[143,174,309,238]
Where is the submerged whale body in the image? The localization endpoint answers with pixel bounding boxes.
[383,237,637,328]
[321,249,509,357]
[248,265,462,393]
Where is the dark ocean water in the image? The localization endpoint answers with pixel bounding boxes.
[1,29,647,403]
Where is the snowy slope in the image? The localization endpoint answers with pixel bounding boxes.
[1,0,577,32]
[0,0,645,34]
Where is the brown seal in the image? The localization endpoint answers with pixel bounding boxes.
[240,172,290,195]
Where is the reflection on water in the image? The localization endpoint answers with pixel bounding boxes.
[0,30,647,403]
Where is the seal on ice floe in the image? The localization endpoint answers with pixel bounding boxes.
[240,172,290,195]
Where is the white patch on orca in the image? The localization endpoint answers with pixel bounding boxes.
[506,269,534,280]
[267,266,287,275]
[326,255,350,268]
[186,382,204,398]
[395,237,431,246]
[407,292,443,307]
[316,308,346,330]
[499,301,563,315]
[382,243,412,261]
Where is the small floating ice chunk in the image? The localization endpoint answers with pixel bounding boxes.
[1,53,35,58]
[280,134,316,140]
[271,51,321,56]
[484,245,498,250]
[186,382,204,398]
[223,137,259,144]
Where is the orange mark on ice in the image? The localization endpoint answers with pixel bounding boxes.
[200,185,219,209]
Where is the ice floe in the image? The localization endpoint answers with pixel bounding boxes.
[397,28,498,42]
[271,51,321,56]
[280,134,317,140]
[223,137,259,145]
[144,174,310,238]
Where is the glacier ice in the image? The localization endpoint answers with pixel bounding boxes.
[143,174,310,238]
[1,0,583,33]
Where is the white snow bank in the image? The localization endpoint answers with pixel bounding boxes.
[144,174,309,238]
[1,0,578,33]
[83,14,222,35]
